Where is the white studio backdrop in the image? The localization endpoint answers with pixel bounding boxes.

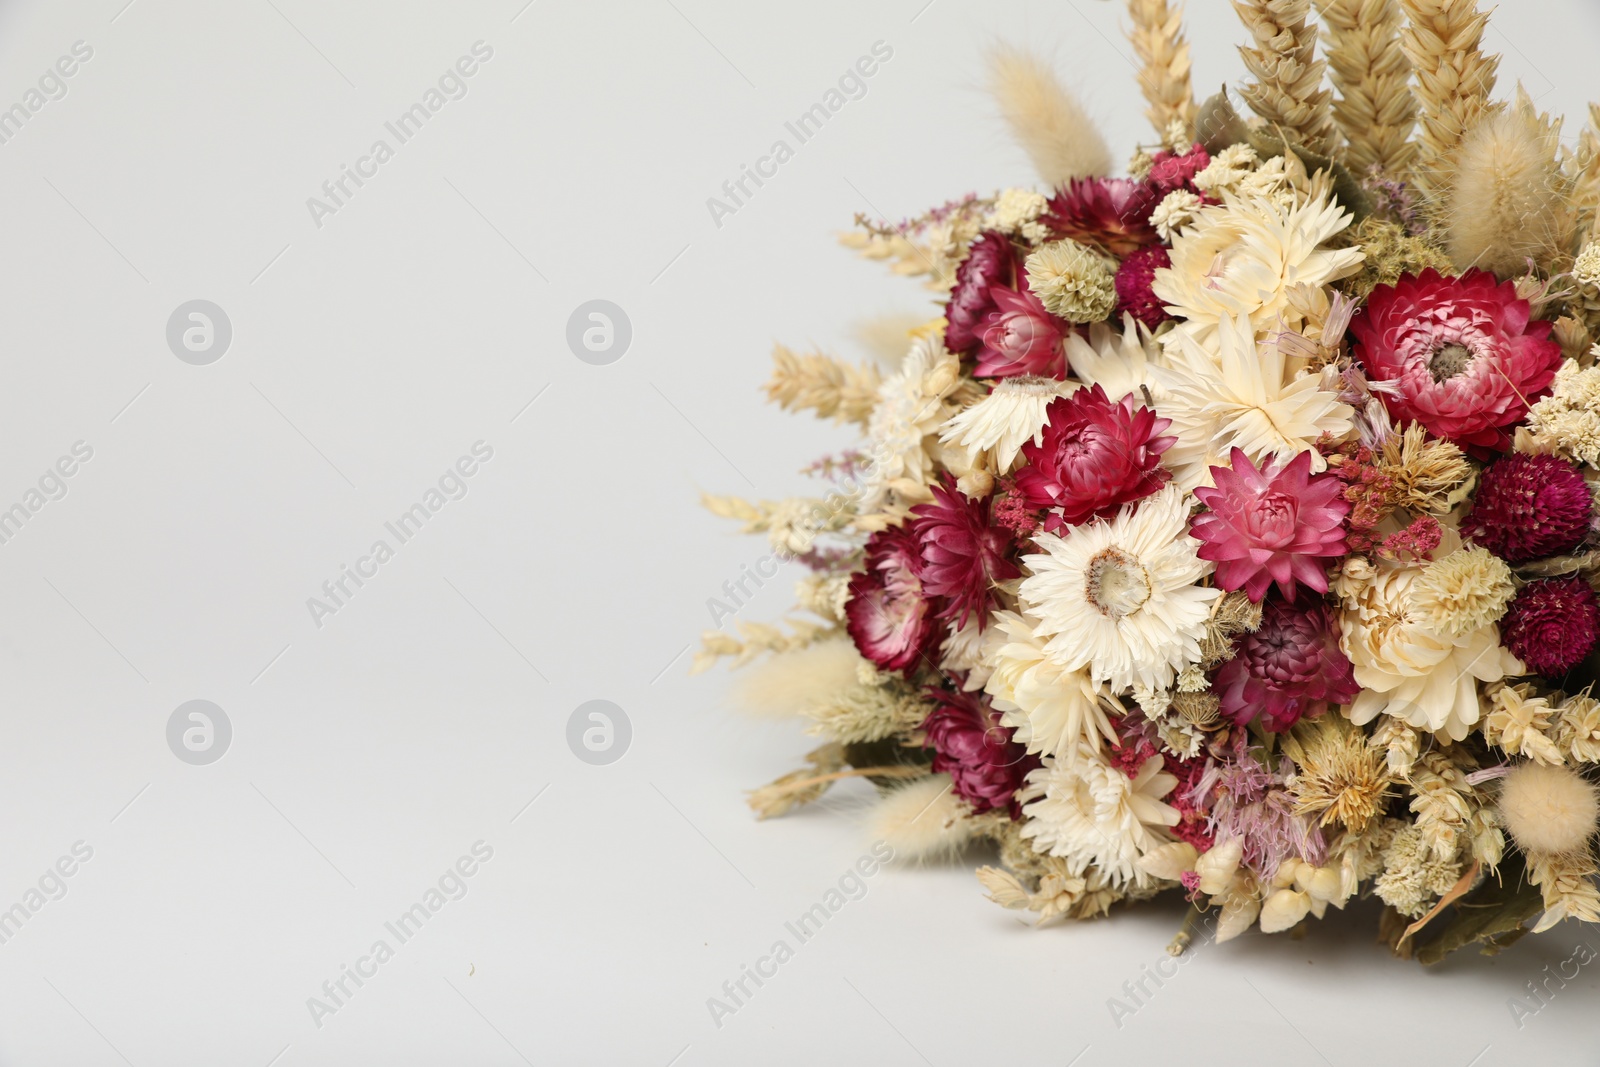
[0,0,1593,1063]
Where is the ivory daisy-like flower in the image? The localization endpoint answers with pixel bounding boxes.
[1020,745,1181,888]
[938,376,1068,472]
[859,335,964,517]
[1341,545,1523,741]
[1020,486,1220,691]
[1150,190,1203,242]
[1024,239,1117,324]
[1063,313,1167,404]
[981,610,1118,762]
[1154,314,1354,490]
[1153,191,1364,355]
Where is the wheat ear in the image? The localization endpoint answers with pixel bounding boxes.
[1313,0,1416,175]
[1125,0,1198,140]
[1233,0,1337,155]
[1398,0,1500,202]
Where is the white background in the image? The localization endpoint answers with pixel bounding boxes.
[0,0,1595,1063]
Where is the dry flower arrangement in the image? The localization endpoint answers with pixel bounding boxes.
[698,0,1600,962]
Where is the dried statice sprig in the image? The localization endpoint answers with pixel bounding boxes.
[1313,0,1416,175]
[1234,0,1337,154]
[1125,0,1198,140]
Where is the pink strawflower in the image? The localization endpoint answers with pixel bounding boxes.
[1461,452,1593,563]
[909,478,1019,630]
[1013,384,1174,532]
[845,525,937,673]
[1214,595,1358,732]
[1191,448,1350,602]
[945,231,1017,354]
[1113,245,1171,329]
[922,688,1038,817]
[1042,177,1161,255]
[1147,143,1210,195]
[1350,269,1563,455]
[973,286,1068,379]
[1500,576,1600,677]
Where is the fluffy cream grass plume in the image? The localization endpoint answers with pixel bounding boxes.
[1125,0,1197,138]
[1446,91,1576,277]
[1572,104,1600,243]
[727,639,864,719]
[1313,0,1417,175]
[871,775,975,860]
[764,343,883,427]
[1399,0,1500,202]
[987,46,1111,187]
[1233,0,1337,155]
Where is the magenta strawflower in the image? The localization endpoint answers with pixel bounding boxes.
[909,479,1019,629]
[1042,177,1161,255]
[845,525,937,672]
[921,688,1038,818]
[1500,576,1600,677]
[1214,596,1359,732]
[1113,245,1171,329]
[1350,269,1563,455]
[1191,448,1350,602]
[945,231,1017,354]
[1461,452,1593,563]
[973,285,1068,379]
[1013,384,1173,532]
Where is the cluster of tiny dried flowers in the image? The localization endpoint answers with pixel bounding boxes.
[703,5,1600,960]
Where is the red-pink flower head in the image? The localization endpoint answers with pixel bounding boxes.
[1192,448,1350,602]
[945,231,1017,354]
[845,525,937,673]
[1461,452,1593,563]
[973,286,1068,379]
[1350,269,1563,455]
[1501,576,1600,677]
[1113,245,1171,329]
[1013,384,1174,532]
[1147,144,1210,195]
[1042,177,1161,255]
[1215,595,1358,732]
[921,688,1038,818]
[910,479,1019,630]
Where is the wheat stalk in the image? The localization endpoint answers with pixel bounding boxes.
[1398,0,1500,202]
[1233,0,1337,154]
[1313,0,1417,175]
[1571,103,1600,245]
[1125,0,1198,140]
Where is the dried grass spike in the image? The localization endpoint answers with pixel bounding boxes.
[1233,0,1337,154]
[1398,0,1500,201]
[1313,0,1417,174]
[1126,0,1198,140]
[987,46,1111,187]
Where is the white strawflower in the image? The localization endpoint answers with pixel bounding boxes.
[1019,486,1220,692]
[1191,144,1259,196]
[939,376,1068,473]
[986,187,1049,240]
[1024,239,1117,323]
[1409,546,1514,638]
[1154,313,1354,490]
[1063,313,1168,405]
[859,335,963,516]
[1020,745,1181,888]
[981,610,1118,762]
[1150,189,1203,242]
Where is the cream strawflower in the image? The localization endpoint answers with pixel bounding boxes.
[1409,546,1514,638]
[1154,314,1354,490]
[1153,191,1364,356]
[1342,544,1523,741]
[981,609,1118,762]
[939,375,1069,473]
[1024,239,1117,324]
[859,335,964,518]
[1150,189,1203,242]
[1020,744,1180,888]
[985,187,1049,241]
[1063,314,1168,405]
[1020,486,1220,691]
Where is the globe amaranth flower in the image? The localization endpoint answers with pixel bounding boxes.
[945,231,1018,353]
[1191,448,1350,602]
[1215,595,1359,732]
[921,688,1039,817]
[1113,245,1171,329]
[845,525,937,672]
[1013,384,1174,532]
[1350,269,1563,455]
[1501,576,1600,677]
[1042,177,1161,255]
[909,478,1020,630]
[1460,452,1592,563]
[973,285,1069,379]
[1147,143,1210,195]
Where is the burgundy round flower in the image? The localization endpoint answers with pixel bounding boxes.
[1214,596,1358,732]
[910,479,1019,630]
[1461,452,1592,563]
[945,231,1017,353]
[1013,384,1174,532]
[1191,448,1351,602]
[973,286,1068,379]
[1350,269,1563,455]
[1113,245,1171,329]
[1501,576,1600,677]
[845,525,937,672]
[921,689,1038,817]
[1042,177,1161,255]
